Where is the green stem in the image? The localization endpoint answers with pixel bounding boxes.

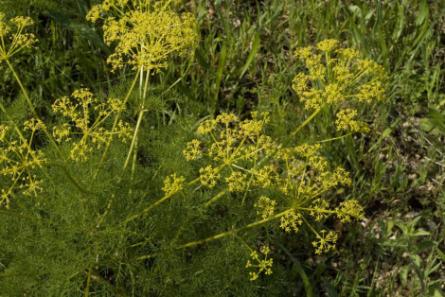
[123,165,224,225]
[301,214,320,237]
[296,206,337,215]
[83,268,91,297]
[317,133,351,143]
[49,161,101,196]
[139,66,144,98]
[4,59,58,149]
[0,102,31,148]
[291,108,322,136]
[136,209,293,261]
[204,190,227,207]
[176,209,294,250]
[276,242,314,297]
[130,136,138,181]
[94,71,139,178]
[123,191,177,225]
[124,69,150,171]
[143,69,150,101]
[123,108,146,170]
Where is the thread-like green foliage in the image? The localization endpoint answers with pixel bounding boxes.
[0,0,444,296]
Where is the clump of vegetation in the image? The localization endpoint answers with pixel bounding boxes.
[0,0,444,296]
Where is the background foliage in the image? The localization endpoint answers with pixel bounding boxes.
[0,0,444,296]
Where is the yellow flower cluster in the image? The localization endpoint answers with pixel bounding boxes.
[308,198,330,222]
[182,139,201,161]
[312,230,338,255]
[199,165,220,189]
[179,112,364,264]
[86,0,198,72]
[162,173,185,197]
[275,143,352,198]
[183,111,359,206]
[225,171,248,192]
[184,112,280,192]
[336,199,365,223]
[245,245,273,281]
[254,196,277,219]
[0,121,45,208]
[195,112,276,163]
[279,209,303,233]
[23,118,46,133]
[292,39,387,133]
[52,88,133,161]
[335,108,369,133]
[0,12,37,61]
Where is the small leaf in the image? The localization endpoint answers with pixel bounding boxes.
[415,0,429,26]
[426,108,445,135]
[348,5,362,18]
[239,32,260,79]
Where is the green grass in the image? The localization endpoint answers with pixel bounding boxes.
[0,0,444,296]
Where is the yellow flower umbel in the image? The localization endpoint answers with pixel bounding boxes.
[335,108,370,133]
[181,111,360,209]
[336,199,365,223]
[312,230,338,255]
[52,88,133,162]
[178,112,364,259]
[0,121,46,208]
[86,0,198,73]
[279,209,303,233]
[255,196,277,219]
[0,12,37,61]
[86,0,198,175]
[199,165,220,189]
[162,173,185,197]
[292,39,388,134]
[184,112,281,194]
[245,245,273,281]
[182,139,202,161]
